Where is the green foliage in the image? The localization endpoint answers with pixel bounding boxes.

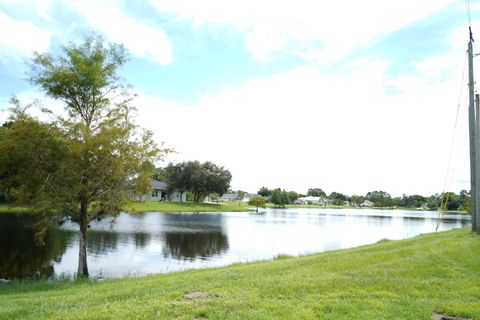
[162,161,232,203]
[257,186,272,197]
[329,192,347,201]
[0,36,166,277]
[426,195,439,210]
[133,161,156,202]
[396,194,427,208]
[458,190,471,213]
[287,191,299,203]
[271,188,289,207]
[365,190,393,207]
[0,123,9,203]
[248,195,267,212]
[0,103,68,207]
[307,188,326,197]
[348,195,364,207]
[330,191,347,205]
[0,204,29,214]
[439,192,463,211]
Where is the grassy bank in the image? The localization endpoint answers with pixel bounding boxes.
[1,228,479,319]
[0,201,252,214]
[0,204,29,214]
[127,201,252,213]
[268,203,468,213]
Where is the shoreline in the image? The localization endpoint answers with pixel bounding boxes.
[0,201,469,215]
[1,228,478,319]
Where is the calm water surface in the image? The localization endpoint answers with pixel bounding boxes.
[0,208,469,279]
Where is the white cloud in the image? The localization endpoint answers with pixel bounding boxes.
[0,90,66,124]
[0,0,473,198]
[1,0,51,21]
[134,55,469,196]
[68,0,173,65]
[150,0,456,63]
[0,11,51,58]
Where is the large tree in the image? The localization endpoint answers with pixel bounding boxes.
[348,195,364,207]
[271,188,289,207]
[439,192,462,211]
[307,188,326,197]
[0,36,165,277]
[0,122,10,203]
[257,187,272,197]
[329,192,347,206]
[365,191,393,208]
[162,161,231,203]
[248,195,267,213]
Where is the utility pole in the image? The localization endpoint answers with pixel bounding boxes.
[467,31,479,233]
[476,93,480,234]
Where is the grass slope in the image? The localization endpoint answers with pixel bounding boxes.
[0,204,29,214]
[1,228,479,319]
[127,201,251,213]
[0,201,252,215]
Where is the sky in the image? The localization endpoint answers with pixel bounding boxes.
[0,0,479,197]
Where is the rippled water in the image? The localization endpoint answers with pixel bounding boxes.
[0,208,469,279]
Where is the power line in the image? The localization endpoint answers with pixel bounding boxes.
[436,52,469,231]
[465,0,472,26]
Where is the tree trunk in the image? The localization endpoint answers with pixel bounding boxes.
[77,204,89,278]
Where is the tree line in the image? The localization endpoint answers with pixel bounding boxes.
[256,187,471,211]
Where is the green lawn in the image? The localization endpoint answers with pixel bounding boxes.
[0,201,252,214]
[0,204,29,214]
[127,201,252,213]
[1,228,479,319]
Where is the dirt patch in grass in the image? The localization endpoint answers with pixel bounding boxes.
[433,312,471,320]
[184,291,210,300]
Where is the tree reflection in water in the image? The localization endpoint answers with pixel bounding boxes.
[133,232,150,249]
[0,214,73,279]
[86,231,119,257]
[160,212,229,260]
[163,230,229,260]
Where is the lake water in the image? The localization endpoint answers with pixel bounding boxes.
[0,208,470,279]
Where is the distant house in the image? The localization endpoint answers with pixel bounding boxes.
[295,196,326,205]
[242,193,258,203]
[219,193,241,202]
[361,200,374,207]
[215,193,258,203]
[142,179,186,202]
[419,203,429,210]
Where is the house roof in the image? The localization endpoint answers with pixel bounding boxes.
[151,179,168,190]
[244,193,258,198]
[299,196,323,201]
[220,193,240,201]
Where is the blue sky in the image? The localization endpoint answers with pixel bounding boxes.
[0,0,479,196]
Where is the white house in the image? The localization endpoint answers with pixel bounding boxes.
[361,200,374,207]
[219,193,241,202]
[295,196,326,205]
[145,179,186,202]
